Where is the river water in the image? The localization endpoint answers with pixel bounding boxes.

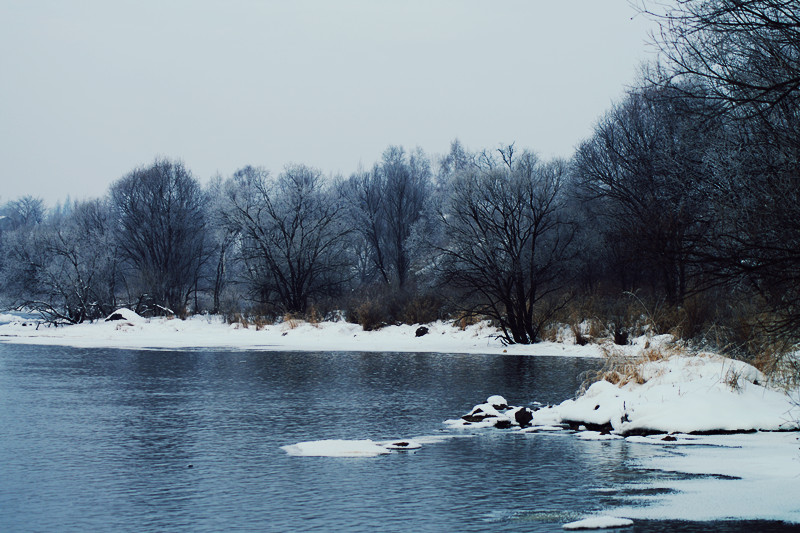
[0,344,793,532]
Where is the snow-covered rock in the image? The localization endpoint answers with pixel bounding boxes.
[104,308,145,323]
[447,396,537,429]
[449,354,798,437]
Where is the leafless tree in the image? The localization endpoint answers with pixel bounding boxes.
[643,0,800,335]
[342,146,432,289]
[573,85,720,305]
[110,158,207,316]
[0,200,120,323]
[1,196,45,230]
[641,0,800,112]
[223,164,351,315]
[437,147,574,344]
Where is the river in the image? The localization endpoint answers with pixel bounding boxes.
[0,344,793,532]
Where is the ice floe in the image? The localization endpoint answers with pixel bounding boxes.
[562,516,633,530]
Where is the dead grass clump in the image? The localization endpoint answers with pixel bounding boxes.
[226,312,249,329]
[252,315,271,330]
[453,312,483,330]
[751,339,800,391]
[579,342,687,394]
[540,323,561,343]
[350,300,388,332]
[280,313,302,330]
[305,306,323,326]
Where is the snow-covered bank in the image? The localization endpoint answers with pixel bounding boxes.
[443,354,799,524]
[449,354,799,435]
[0,310,605,356]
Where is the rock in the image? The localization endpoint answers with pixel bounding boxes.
[461,409,497,423]
[415,326,429,337]
[385,440,422,450]
[486,395,508,410]
[494,419,513,429]
[514,407,534,427]
[105,308,143,323]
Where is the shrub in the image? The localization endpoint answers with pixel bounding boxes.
[401,295,443,325]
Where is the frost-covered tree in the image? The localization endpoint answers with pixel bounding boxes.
[0,200,120,323]
[437,147,574,344]
[110,158,207,316]
[1,196,45,231]
[223,164,351,314]
[342,146,433,289]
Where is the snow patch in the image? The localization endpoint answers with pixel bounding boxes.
[280,439,392,457]
[563,516,633,530]
[556,354,798,435]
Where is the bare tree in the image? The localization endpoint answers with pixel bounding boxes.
[0,200,120,323]
[342,146,432,289]
[223,164,351,315]
[110,158,207,316]
[1,196,45,230]
[643,0,800,335]
[573,85,719,305]
[642,0,800,112]
[437,148,574,344]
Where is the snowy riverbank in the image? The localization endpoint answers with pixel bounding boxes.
[0,310,606,356]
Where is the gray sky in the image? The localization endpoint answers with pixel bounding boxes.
[1,1,657,205]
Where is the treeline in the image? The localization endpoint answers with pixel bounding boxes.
[1,0,799,355]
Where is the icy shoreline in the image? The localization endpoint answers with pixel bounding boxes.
[0,311,606,357]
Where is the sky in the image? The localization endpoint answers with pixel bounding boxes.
[0,1,659,206]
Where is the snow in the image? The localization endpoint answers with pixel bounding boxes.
[0,313,21,324]
[486,395,508,408]
[280,436,450,457]
[613,431,800,523]
[575,431,623,441]
[280,439,392,457]
[105,308,145,323]
[0,312,606,356]
[548,353,798,435]
[562,516,633,530]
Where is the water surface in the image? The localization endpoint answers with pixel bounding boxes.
[0,344,792,531]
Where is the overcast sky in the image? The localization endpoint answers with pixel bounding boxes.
[1,1,658,205]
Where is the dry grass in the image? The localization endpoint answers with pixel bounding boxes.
[226,312,249,329]
[305,306,323,326]
[253,315,270,330]
[579,341,688,394]
[453,312,483,331]
[752,340,800,391]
